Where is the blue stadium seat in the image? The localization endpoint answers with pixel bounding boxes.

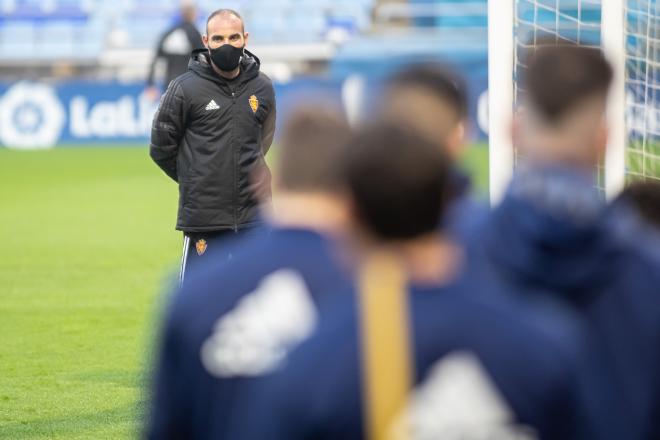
[77,19,105,57]
[246,10,285,43]
[0,21,35,57]
[121,17,171,48]
[0,0,379,57]
[40,20,76,57]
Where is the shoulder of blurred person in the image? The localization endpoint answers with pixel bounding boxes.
[147,224,350,439]
[225,274,599,440]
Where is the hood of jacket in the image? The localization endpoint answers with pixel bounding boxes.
[188,47,261,89]
[481,166,620,304]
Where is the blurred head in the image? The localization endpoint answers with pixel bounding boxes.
[615,181,660,229]
[342,123,452,243]
[380,64,468,160]
[268,106,352,233]
[180,1,197,23]
[276,106,351,194]
[515,41,613,168]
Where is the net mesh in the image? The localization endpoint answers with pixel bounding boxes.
[625,0,660,182]
[512,0,660,184]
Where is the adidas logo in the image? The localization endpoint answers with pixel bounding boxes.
[205,99,220,111]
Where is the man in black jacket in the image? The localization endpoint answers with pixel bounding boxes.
[145,3,204,100]
[150,9,276,283]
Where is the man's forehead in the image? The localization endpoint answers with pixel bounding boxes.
[207,14,244,35]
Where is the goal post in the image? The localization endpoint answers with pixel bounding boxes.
[487,0,514,205]
[602,0,627,198]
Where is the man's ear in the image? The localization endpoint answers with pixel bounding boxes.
[243,32,249,47]
[202,34,209,48]
[446,120,467,159]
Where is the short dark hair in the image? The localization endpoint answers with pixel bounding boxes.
[206,9,244,34]
[387,64,468,119]
[615,181,660,228]
[277,106,351,192]
[343,123,452,240]
[523,41,613,123]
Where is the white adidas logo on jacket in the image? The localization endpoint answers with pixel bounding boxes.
[205,100,220,111]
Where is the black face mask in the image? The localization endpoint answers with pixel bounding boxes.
[209,44,244,72]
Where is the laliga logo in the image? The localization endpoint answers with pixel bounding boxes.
[0,82,65,149]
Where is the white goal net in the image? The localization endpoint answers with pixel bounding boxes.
[625,0,660,182]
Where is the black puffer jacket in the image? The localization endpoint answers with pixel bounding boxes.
[150,48,276,232]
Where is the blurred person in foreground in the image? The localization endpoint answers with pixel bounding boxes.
[378,64,487,240]
[145,1,204,101]
[146,107,351,440]
[612,180,660,230]
[150,9,276,284]
[472,42,660,439]
[228,123,597,440]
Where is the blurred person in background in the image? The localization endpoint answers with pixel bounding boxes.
[612,180,660,230]
[472,42,660,439]
[145,1,204,101]
[146,107,351,440]
[378,64,487,241]
[228,123,597,440]
[150,9,276,284]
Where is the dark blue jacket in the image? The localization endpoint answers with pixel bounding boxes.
[445,168,489,243]
[473,166,660,440]
[146,227,349,440]
[228,274,594,440]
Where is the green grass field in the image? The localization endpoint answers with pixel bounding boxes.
[0,144,488,439]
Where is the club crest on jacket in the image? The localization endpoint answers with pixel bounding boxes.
[249,95,259,113]
[196,239,207,256]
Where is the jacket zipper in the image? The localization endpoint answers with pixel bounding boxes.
[231,90,238,232]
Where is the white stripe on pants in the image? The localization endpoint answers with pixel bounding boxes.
[179,235,190,287]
